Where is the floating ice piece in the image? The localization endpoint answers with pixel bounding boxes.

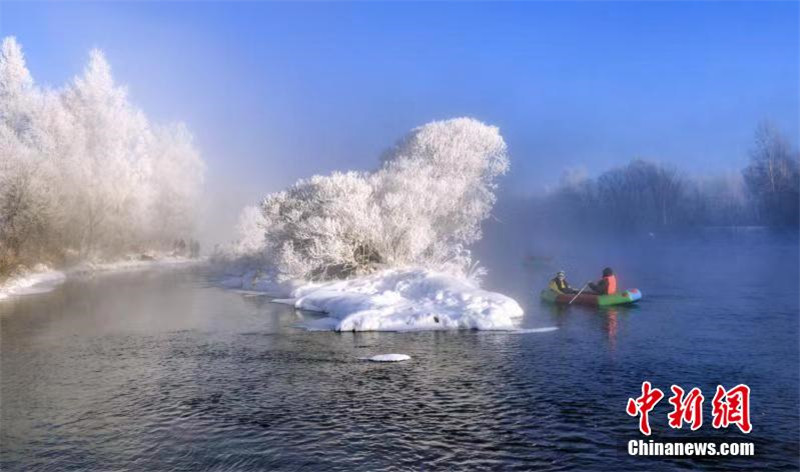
[366,354,411,362]
[508,327,559,334]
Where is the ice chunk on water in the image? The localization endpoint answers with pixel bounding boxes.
[367,354,411,362]
[508,327,559,334]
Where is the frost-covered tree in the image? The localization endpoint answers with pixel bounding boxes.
[233,205,268,255]
[61,49,155,254]
[743,122,799,226]
[685,173,754,226]
[246,117,509,281]
[594,159,686,229]
[0,37,204,275]
[1,36,36,135]
[0,37,57,270]
[372,118,508,270]
[261,171,381,280]
[146,124,204,244]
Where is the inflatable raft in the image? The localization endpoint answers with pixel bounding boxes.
[540,288,642,307]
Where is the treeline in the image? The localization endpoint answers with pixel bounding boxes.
[0,37,204,276]
[535,122,799,233]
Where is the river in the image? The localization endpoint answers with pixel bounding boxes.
[1,230,798,470]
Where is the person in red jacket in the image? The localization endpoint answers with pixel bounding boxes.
[589,267,617,295]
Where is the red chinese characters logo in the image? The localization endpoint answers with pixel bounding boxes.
[711,384,752,434]
[628,382,752,435]
[667,385,704,430]
[626,381,664,435]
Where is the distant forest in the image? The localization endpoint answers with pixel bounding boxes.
[522,122,799,233]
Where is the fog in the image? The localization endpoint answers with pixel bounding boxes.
[3,35,798,283]
[3,1,799,284]
[476,124,799,275]
[3,1,798,256]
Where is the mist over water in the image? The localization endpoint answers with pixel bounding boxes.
[2,229,797,471]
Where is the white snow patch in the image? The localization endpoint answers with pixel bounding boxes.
[0,255,201,302]
[290,268,524,332]
[0,265,66,300]
[366,354,411,362]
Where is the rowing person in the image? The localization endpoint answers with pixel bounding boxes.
[588,267,617,295]
[548,270,578,294]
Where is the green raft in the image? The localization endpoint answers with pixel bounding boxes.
[540,288,642,307]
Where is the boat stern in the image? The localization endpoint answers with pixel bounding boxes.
[625,288,642,303]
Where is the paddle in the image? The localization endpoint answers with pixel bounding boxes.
[568,283,590,305]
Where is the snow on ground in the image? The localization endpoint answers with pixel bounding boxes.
[0,255,201,302]
[0,265,66,301]
[281,268,526,332]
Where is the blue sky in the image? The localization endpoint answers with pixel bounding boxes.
[2,1,798,237]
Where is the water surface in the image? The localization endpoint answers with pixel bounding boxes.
[2,231,798,470]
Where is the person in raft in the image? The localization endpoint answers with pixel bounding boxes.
[548,271,578,294]
[588,267,617,295]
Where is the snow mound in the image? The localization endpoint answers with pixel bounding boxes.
[366,354,411,362]
[0,265,66,301]
[290,268,524,332]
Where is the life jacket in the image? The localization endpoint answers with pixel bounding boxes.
[604,275,617,295]
[548,278,564,294]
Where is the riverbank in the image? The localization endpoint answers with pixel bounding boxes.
[0,255,202,301]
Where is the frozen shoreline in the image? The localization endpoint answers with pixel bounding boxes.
[4,257,549,335]
[0,266,67,301]
[0,256,202,301]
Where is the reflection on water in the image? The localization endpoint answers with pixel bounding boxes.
[1,233,799,471]
[605,309,618,351]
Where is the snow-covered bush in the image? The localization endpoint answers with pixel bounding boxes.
[0,37,204,275]
[261,171,382,280]
[240,117,509,281]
